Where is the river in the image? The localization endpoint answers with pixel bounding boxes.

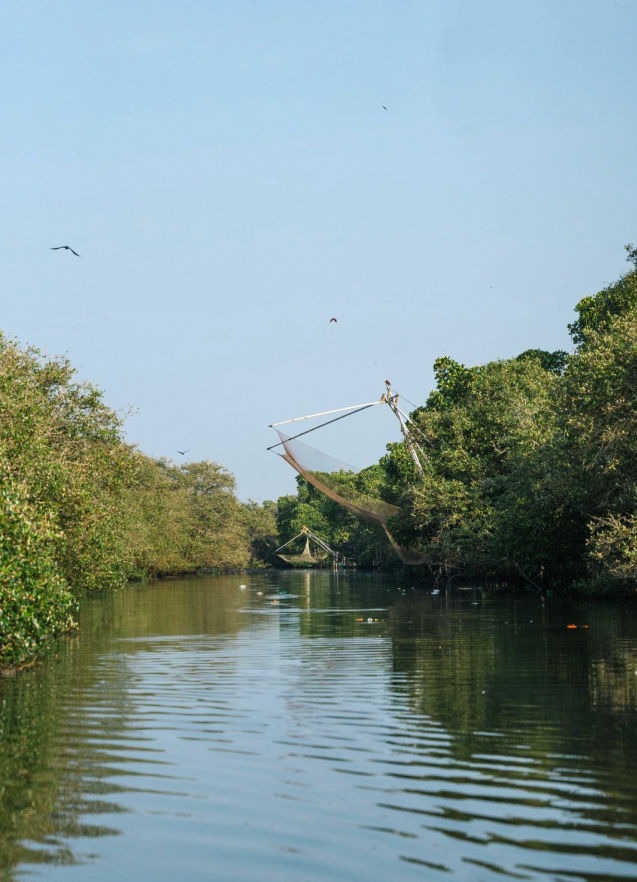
[1,571,637,881]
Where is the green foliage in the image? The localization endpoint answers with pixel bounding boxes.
[516,348,569,375]
[0,333,277,667]
[391,356,565,580]
[0,335,137,594]
[426,357,474,411]
[240,499,279,565]
[568,249,637,347]
[120,456,277,576]
[586,514,637,589]
[556,281,637,592]
[0,474,77,666]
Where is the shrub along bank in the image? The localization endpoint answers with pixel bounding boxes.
[0,334,276,668]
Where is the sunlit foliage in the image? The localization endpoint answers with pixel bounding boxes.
[0,334,276,667]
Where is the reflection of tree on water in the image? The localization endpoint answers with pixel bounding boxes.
[0,638,126,872]
[0,577,254,875]
[295,571,402,638]
[590,650,637,712]
[385,593,637,816]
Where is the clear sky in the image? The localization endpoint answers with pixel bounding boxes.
[2,1,636,501]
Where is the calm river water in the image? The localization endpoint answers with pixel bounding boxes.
[1,571,637,882]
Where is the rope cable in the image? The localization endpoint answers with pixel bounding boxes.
[266,402,378,451]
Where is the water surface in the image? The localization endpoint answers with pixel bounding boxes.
[1,571,637,881]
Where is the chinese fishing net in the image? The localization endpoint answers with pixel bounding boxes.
[277,536,328,566]
[275,430,428,565]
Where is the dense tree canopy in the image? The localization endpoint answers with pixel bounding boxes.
[277,247,637,595]
[0,334,276,667]
[558,257,637,589]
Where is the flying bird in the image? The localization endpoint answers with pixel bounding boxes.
[51,245,80,257]
[177,449,190,456]
[329,317,337,323]
[381,105,388,110]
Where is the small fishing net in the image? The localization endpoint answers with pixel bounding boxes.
[277,536,328,566]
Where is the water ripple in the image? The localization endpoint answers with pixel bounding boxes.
[3,578,637,882]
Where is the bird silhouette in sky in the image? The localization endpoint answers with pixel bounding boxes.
[329,317,337,323]
[177,449,190,456]
[51,245,80,257]
[381,105,388,110]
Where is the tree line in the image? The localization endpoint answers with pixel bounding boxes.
[0,338,276,667]
[275,246,637,595]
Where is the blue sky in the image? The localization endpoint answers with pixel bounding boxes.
[2,1,636,501]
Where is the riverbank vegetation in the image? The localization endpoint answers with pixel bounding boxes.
[0,336,276,666]
[276,246,637,596]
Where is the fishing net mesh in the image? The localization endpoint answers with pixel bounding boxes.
[277,537,328,565]
[276,431,428,565]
